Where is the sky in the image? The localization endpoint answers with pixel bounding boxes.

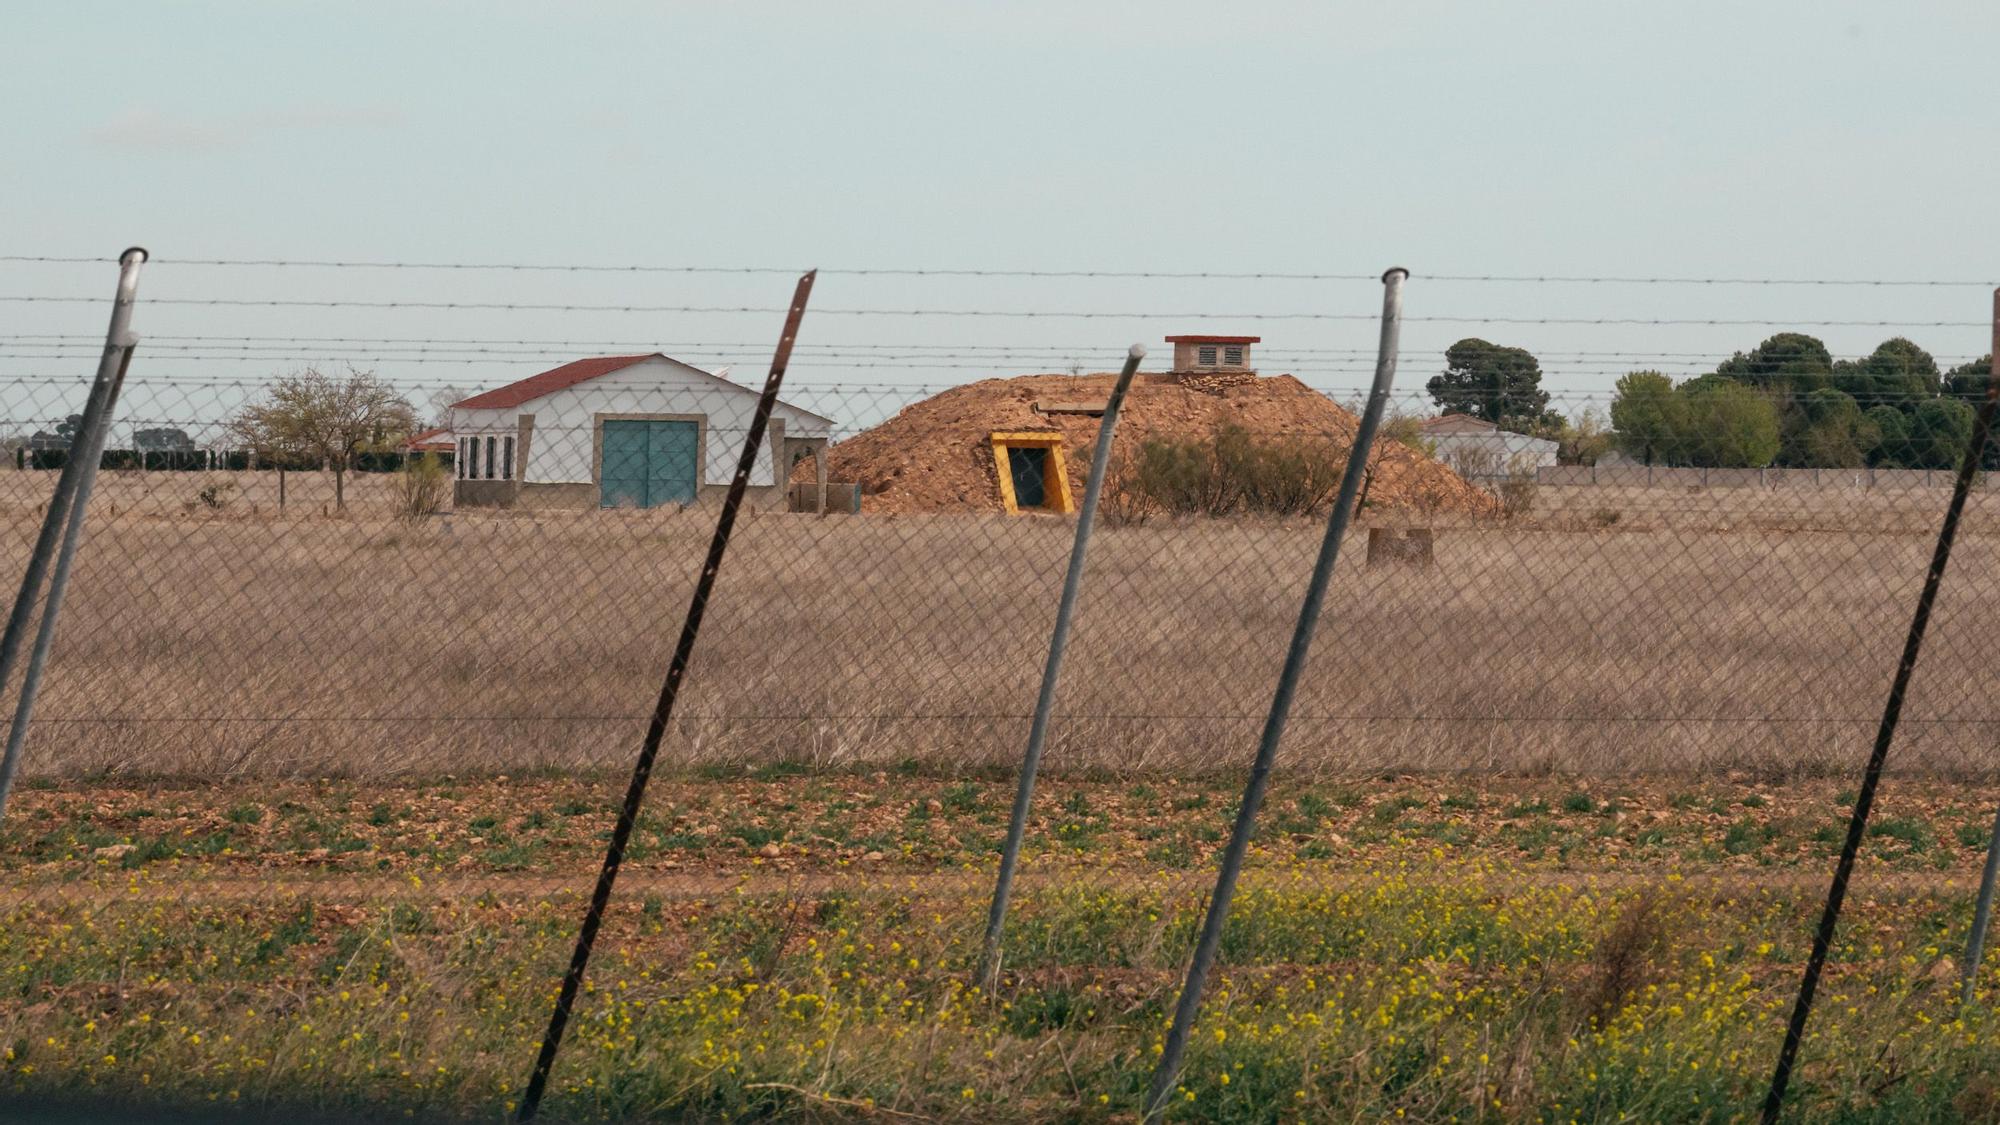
[3,1,1997,435]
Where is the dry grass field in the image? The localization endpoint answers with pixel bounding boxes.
[6,470,2000,1120]
[1,468,1995,779]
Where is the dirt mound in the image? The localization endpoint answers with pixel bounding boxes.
[818,372,1499,517]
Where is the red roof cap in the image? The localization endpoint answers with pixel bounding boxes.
[1163,335,1261,345]
[453,354,658,410]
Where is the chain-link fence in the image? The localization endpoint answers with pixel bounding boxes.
[2,258,1998,1121]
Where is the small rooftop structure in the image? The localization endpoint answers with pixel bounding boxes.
[1164,334,1260,375]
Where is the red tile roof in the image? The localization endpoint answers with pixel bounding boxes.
[452,354,658,410]
[1163,335,1261,345]
[402,427,455,451]
[1420,413,1498,433]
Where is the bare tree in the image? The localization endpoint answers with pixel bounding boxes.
[426,385,475,429]
[231,368,416,510]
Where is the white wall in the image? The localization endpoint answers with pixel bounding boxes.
[449,356,833,488]
[1430,431,1560,476]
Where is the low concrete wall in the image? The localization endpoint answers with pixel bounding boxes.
[454,479,518,508]
[1535,465,1974,490]
[786,482,862,513]
[498,481,790,510]
[698,483,787,509]
[516,482,594,509]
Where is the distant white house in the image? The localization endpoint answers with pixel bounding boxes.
[1420,414,1560,478]
[445,353,835,509]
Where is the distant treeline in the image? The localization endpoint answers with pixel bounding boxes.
[14,449,450,472]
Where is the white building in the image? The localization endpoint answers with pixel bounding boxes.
[446,353,835,509]
[1419,414,1560,479]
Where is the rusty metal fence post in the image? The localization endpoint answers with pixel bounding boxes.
[515,271,817,1122]
[1142,269,1407,1121]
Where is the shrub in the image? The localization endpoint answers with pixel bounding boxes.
[142,450,210,471]
[1091,445,1155,527]
[1379,410,1436,457]
[31,449,167,471]
[1582,889,1672,1026]
[1448,444,1502,481]
[1114,423,1346,519]
[1498,456,1539,519]
[395,454,450,521]
[191,479,235,511]
[355,451,412,473]
[1127,430,1239,517]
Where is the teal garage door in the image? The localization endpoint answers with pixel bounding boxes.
[600,419,699,508]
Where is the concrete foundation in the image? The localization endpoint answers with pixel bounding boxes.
[457,480,796,510]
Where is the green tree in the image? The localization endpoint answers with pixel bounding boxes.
[27,414,86,452]
[1866,405,1912,467]
[1906,397,1976,470]
[1941,356,1999,469]
[132,427,194,453]
[1943,355,1994,403]
[1556,406,1614,466]
[1714,333,1834,395]
[1609,371,1682,464]
[1784,388,1875,469]
[1427,338,1548,424]
[1831,337,1940,409]
[1677,379,1780,468]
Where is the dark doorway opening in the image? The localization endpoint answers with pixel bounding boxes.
[1007,446,1047,508]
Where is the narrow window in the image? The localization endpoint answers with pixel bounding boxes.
[503,436,515,480]
[1197,345,1218,367]
[1223,345,1244,367]
[485,436,497,480]
[456,438,466,479]
[466,437,477,479]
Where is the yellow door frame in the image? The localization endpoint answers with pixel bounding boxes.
[989,431,1075,514]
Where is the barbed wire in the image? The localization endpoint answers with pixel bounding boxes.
[4,254,1995,287]
[19,713,1983,725]
[5,335,1987,364]
[2,293,1992,327]
[4,342,1983,367]
[0,365,1960,396]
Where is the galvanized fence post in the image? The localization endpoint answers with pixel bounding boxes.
[977,343,1146,992]
[0,247,147,819]
[1142,269,1407,1121]
[1960,296,2000,1007]
[1760,285,2000,1124]
[1964,802,2000,1005]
